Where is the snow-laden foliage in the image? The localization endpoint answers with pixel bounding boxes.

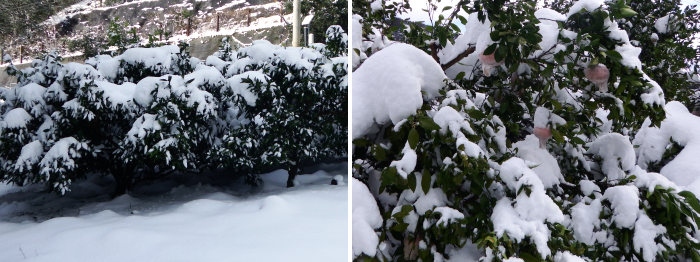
[352,1,700,262]
[0,25,347,197]
[546,0,700,107]
[213,26,348,187]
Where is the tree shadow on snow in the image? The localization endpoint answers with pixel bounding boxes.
[0,161,347,223]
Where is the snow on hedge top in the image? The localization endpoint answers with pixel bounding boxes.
[587,133,636,180]
[566,0,605,17]
[14,83,47,117]
[121,45,180,72]
[273,47,321,72]
[3,108,32,129]
[86,55,121,82]
[352,43,447,139]
[127,113,162,141]
[134,76,177,106]
[14,140,43,172]
[227,70,266,107]
[205,56,232,73]
[185,66,226,89]
[134,74,216,116]
[61,62,103,83]
[352,177,382,258]
[238,40,281,65]
[93,81,136,107]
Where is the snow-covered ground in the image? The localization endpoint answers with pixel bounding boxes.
[0,162,348,262]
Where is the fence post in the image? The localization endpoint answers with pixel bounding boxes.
[187,17,191,36]
[20,46,22,64]
[217,13,220,32]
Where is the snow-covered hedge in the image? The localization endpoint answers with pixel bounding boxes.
[0,26,347,196]
[353,1,700,262]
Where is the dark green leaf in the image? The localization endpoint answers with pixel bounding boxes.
[408,173,417,192]
[419,116,441,131]
[408,128,419,150]
[422,170,431,194]
[519,253,540,262]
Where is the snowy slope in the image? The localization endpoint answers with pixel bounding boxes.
[0,162,348,262]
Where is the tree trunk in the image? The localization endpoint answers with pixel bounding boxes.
[110,165,134,198]
[112,175,128,198]
[286,157,299,188]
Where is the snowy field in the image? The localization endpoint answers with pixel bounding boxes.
[0,162,348,262]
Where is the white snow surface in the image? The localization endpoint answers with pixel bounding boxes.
[0,162,348,262]
[352,43,447,139]
[433,206,464,227]
[120,45,180,72]
[514,135,565,189]
[3,108,32,129]
[655,15,671,34]
[227,70,267,107]
[634,101,700,196]
[602,185,639,228]
[535,8,567,22]
[634,212,667,262]
[586,133,636,181]
[566,0,605,17]
[352,177,381,258]
[570,198,604,245]
[494,158,565,258]
[94,81,136,106]
[352,15,365,69]
[553,251,587,262]
[390,142,418,179]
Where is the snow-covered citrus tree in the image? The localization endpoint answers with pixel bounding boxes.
[214,26,348,187]
[0,25,347,196]
[352,0,700,261]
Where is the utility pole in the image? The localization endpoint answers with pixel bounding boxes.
[292,0,300,47]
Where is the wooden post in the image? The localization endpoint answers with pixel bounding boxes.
[216,13,220,32]
[20,46,22,64]
[187,17,191,36]
[247,9,251,26]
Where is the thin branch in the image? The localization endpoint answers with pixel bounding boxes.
[443,1,465,28]
[442,46,476,71]
[430,42,440,64]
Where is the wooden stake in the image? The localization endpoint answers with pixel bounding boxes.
[187,17,191,36]
[216,13,220,32]
[20,46,22,64]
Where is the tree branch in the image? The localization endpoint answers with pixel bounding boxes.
[442,46,476,71]
[430,42,440,64]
